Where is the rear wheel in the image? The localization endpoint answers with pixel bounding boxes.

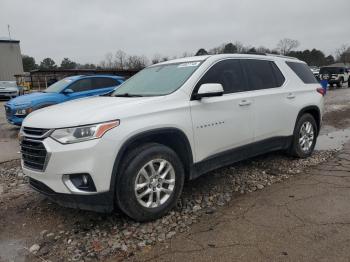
[288,113,317,158]
[115,143,185,221]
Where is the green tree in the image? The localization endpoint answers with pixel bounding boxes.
[195,48,208,56]
[223,43,237,54]
[22,55,37,72]
[39,58,57,69]
[60,58,77,69]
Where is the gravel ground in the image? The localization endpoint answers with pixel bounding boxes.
[0,150,335,261]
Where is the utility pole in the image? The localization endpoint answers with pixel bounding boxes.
[7,24,11,40]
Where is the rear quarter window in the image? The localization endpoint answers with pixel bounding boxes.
[286,62,318,84]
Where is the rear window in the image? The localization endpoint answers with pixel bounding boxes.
[286,62,318,84]
[243,60,285,90]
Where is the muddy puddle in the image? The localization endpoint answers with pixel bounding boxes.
[316,125,350,151]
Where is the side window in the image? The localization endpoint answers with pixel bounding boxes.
[92,78,120,89]
[196,59,247,94]
[286,62,318,84]
[69,79,93,92]
[271,62,285,86]
[243,60,284,90]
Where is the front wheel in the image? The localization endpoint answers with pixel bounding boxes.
[115,143,185,222]
[288,113,318,158]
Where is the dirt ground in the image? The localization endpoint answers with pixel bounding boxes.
[1,87,350,262]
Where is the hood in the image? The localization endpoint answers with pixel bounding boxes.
[6,92,62,107]
[23,96,167,128]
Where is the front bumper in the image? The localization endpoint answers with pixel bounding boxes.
[22,135,121,212]
[0,91,18,98]
[29,177,114,212]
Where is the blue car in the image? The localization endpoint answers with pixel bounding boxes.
[4,75,124,126]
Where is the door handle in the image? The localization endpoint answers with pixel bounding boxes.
[239,100,252,106]
[287,93,295,99]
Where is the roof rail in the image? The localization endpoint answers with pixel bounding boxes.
[242,52,267,56]
[264,53,299,60]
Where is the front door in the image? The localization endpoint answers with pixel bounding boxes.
[190,59,254,162]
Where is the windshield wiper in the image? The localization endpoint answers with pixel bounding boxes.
[114,93,143,97]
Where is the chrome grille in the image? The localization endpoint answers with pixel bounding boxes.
[23,127,50,137]
[21,139,48,171]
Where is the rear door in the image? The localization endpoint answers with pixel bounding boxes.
[190,59,254,162]
[241,59,293,142]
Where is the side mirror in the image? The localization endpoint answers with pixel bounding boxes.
[62,88,74,95]
[193,83,224,100]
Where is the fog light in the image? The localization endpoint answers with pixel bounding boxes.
[62,173,96,193]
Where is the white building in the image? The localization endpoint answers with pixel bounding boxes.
[0,37,24,81]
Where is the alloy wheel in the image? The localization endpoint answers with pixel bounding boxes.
[134,159,175,208]
[299,121,314,152]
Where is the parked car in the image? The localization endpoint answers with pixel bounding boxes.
[319,66,350,87]
[4,75,124,126]
[20,54,324,221]
[0,81,23,98]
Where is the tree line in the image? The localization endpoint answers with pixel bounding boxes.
[22,39,350,72]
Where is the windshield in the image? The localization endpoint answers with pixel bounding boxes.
[320,67,343,74]
[44,78,74,93]
[112,61,202,96]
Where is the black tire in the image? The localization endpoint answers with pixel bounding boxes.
[288,113,318,158]
[115,143,185,222]
[337,78,343,88]
[348,80,350,88]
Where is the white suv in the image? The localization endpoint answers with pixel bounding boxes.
[20,54,324,221]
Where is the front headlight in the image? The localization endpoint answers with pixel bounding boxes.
[15,108,32,116]
[50,120,120,144]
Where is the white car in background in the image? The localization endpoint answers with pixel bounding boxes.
[0,81,23,98]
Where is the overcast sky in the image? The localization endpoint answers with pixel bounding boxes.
[0,0,349,65]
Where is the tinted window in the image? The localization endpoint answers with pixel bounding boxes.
[69,79,93,92]
[243,60,285,90]
[93,78,120,89]
[287,62,318,84]
[197,59,247,94]
[271,62,285,86]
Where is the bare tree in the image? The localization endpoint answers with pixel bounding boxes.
[114,50,127,70]
[256,46,271,54]
[335,44,350,64]
[234,41,245,53]
[151,53,162,64]
[126,55,149,70]
[100,52,114,68]
[277,38,300,55]
[181,51,193,57]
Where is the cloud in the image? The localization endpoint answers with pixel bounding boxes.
[0,0,349,64]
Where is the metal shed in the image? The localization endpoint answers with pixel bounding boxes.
[0,37,24,81]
